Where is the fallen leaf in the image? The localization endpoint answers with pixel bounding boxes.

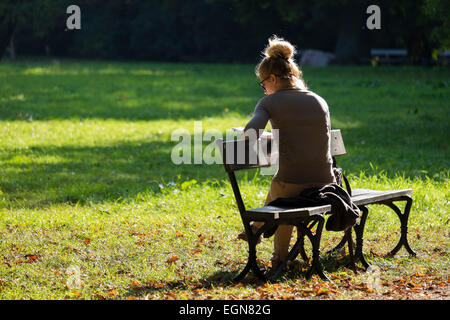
[188,249,202,256]
[166,256,178,264]
[25,254,39,263]
[93,293,105,299]
[369,250,382,257]
[72,290,81,298]
[148,281,165,288]
[315,288,331,296]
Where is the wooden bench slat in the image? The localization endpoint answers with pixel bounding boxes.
[244,188,412,220]
[246,204,331,220]
[247,204,331,215]
[351,188,412,206]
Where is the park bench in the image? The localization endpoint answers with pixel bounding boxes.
[215,129,415,282]
[437,50,450,65]
[370,48,408,65]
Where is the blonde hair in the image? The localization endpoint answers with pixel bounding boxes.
[255,35,308,90]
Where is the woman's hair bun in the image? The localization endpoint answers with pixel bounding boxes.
[264,35,296,60]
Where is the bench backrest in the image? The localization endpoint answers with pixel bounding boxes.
[215,129,346,173]
[331,129,346,157]
[216,129,346,214]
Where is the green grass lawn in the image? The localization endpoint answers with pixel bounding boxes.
[0,59,448,300]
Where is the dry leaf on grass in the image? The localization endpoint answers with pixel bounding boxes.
[166,256,178,264]
[24,254,39,263]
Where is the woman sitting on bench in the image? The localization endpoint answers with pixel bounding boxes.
[238,35,336,269]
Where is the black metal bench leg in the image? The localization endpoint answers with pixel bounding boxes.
[233,221,275,282]
[326,233,347,255]
[268,237,302,282]
[383,196,416,257]
[298,231,309,262]
[303,216,329,281]
[268,217,329,282]
[268,221,312,282]
[297,219,318,263]
[325,207,369,271]
[233,259,253,282]
[346,228,357,273]
[354,206,370,269]
[233,240,263,282]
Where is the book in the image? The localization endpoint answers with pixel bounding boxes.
[231,127,272,139]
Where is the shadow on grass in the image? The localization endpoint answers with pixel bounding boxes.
[2,63,448,210]
[0,62,259,122]
[2,62,449,124]
[1,120,448,210]
[122,253,358,299]
[0,139,234,209]
[2,61,449,208]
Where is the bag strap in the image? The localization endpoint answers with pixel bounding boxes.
[341,171,352,196]
[332,157,352,196]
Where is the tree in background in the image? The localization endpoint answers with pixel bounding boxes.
[0,0,448,63]
[0,1,16,60]
[0,0,73,60]
[423,0,450,48]
[368,0,449,64]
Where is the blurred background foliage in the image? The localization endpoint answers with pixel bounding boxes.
[0,0,449,63]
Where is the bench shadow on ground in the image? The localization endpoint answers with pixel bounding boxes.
[123,250,359,298]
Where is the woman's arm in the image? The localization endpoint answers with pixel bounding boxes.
[243,100,270,140]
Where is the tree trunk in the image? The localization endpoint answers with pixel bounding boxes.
[0,18,16,61]
[9,32,16,60]
[334,1,370,64]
